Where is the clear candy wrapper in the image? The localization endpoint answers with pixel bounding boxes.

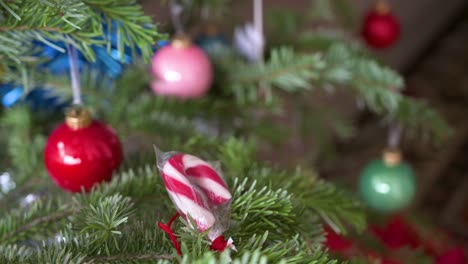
[154,146,234,249]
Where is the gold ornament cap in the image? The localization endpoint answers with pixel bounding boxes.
[375,1,390,15]
[171,35,192,49]
[382,148,402,166]
[65,106,92,130]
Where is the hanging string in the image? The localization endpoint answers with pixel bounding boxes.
[66,44,82,105]
[20,67,29,97]
[170,0,185,35]
[201,5,209,20]
[253,0,264,63]
[387,122,402,149]
[253,0,263,42]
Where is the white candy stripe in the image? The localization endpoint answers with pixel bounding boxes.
[183,154,228,187]
[187,176,232,200]
[182,154,211,169]
[163,162,191,186]
[168,190,216,230]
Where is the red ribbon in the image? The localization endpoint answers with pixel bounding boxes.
[158,213,230,256]
[158,213,182,256]
[210,235,229,252]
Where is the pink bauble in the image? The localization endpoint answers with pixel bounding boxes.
[151,39,213,99]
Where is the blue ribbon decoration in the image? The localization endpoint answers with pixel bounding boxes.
[1,23,168,109]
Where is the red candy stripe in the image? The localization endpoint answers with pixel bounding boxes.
[182,154,232,206]
[162,172,207,208]
[186,165,227,187]
[161,153,232,232]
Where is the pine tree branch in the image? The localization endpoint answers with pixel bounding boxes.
[0,26,61,32]
[224,45,451,142]
[2,209,77,243]
[85,253,174,262]
[0,136,347,262]
[232,60,313,85]
[0,0,161,64]
[0,198,75,245]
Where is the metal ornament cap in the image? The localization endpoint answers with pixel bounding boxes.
[65,106,92,130]
[171,35,192,49]
[382,148,402,166]
[375,1,390,15]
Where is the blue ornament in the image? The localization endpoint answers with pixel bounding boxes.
[25,88,70,112]
[0,84,23,107]
[8,23,165,112]
[46,53,86,75]
[34,23,135,79]
[33,21,165,80]
[1,84,69,111]
[195,33,230,57]
[93,47,124,78]
[157,40,170,48]
[37,44,62,59]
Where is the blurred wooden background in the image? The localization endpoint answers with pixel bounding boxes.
[140,0,467,71]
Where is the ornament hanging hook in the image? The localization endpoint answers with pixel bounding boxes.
[387,122,402,149]
[375,0,390,15]
[233,0,265,63]
[253,0,264,63]
[201,4,209,20]
[253,0,263,43]
[66,44,82,105]
[170,0,185,35]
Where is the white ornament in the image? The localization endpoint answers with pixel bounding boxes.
[234,23,264,63]
[0,172,16,195]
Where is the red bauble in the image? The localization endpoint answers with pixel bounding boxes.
[44,108,122,192]
[324,226,354,253]
[362,2,400,49]
[436,247,466,264]
[370,215,421,250]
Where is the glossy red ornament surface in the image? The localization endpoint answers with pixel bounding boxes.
[436,247,466,264]
[362,10,400,49]
[370,215,421,250]
[44,120,122,192]
[324,226,354,253]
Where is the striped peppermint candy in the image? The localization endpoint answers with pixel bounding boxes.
[161,153,232,232]
[183,154,232,206]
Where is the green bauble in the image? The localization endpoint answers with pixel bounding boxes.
[359,159,415,213]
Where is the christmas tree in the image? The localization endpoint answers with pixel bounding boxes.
[0,0,452,263]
